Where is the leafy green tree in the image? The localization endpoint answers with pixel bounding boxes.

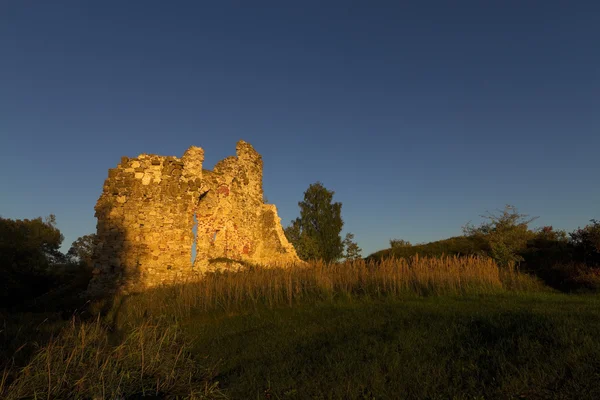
[0,214,64,273]
[283,218,316,261]
[67,233,97,267]
[463,205,537,267]
[343,233,362,261]
[284,182,344,262]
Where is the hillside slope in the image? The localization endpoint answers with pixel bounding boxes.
[368,235,488,261]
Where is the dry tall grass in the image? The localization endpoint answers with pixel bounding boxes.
[115,256,542,324]
[0,317,224,399]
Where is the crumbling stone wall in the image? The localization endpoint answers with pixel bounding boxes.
[88,141,299,294]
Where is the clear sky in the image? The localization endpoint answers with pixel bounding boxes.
[1,1,598,256]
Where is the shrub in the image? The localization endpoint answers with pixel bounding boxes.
[570,220,600,265]
[389,239,412,249]
[519,223,600,292]
[463,205,536,267]
[542,263,600,292]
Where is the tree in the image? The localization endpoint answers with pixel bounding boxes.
[284,182,344,262]
[0,215,65,307]
[67,233,97,267]
[343,233,362,261]
[463,205,537,267]
[0,214,64,273]
[283,218,317,261]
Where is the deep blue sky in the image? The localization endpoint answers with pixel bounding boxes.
[1,1,598,256]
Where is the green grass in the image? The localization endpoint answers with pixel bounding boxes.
[184,294,600,399]
[2,258,599,399]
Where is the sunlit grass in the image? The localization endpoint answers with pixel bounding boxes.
[113,256,545,325]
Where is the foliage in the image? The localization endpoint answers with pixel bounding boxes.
[284,182,344,262]
[570,219,600,265]
[0,215,64,272]
[520,226,572,271]
[67,233,97,267]
[342,233,362,261]
[0,215,66,309]
[283,218,318,261]
[536,225,568,242]
[539,262,600,292]
[518,223,600,291]
[463,205,537,267]
[389,238,412,249]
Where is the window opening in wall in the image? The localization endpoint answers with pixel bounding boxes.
[191,213,198,265]
[192,191,208,266]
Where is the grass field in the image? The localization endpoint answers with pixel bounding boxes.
[183,294,600,399]
[2,257,600,399]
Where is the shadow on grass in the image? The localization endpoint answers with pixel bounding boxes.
[184,296,600,399]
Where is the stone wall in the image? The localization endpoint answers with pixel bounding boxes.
[88,141,299,295]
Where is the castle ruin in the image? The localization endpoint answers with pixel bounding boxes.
[88,140,299,294]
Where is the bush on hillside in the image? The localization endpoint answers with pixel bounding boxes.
[463,205,537,267]
[389,239,412,249]
[521,226,572,270]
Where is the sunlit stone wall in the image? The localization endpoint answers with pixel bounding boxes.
[88,141,299,295]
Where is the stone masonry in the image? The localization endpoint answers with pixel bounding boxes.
[88,141,299,295]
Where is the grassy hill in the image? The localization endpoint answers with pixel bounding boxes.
[368,235,489,261]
